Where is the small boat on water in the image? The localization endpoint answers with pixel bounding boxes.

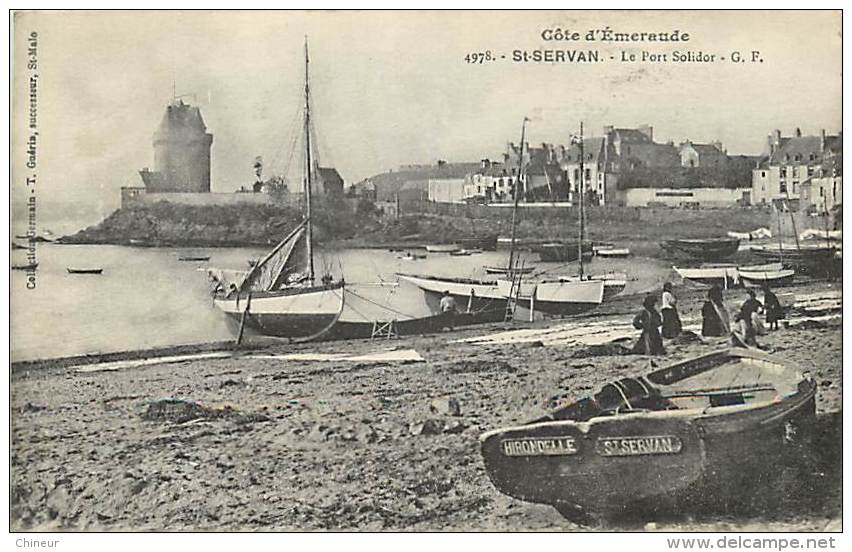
[396,252,426,261]
[480,348,817,521]
[449,249,473,256]
[484,265,535,275]
[11,262,38,271]
[178,255,211,262]
[11,242,28,250]
[67,267,104,275]
[595,248,630,258]
[661,238,740,261]
[425,244,461,253]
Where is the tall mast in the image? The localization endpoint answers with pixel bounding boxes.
[303,37,315,285]
[577,121,585,279]
[507,117,528,273]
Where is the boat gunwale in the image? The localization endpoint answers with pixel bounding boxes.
[479,348,814,442]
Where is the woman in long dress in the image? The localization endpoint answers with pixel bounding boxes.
[763,284,784,330]
[701,285,730,337]
[632,294,665,355]
[660,282,682,339]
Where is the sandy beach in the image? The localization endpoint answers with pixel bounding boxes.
[10,281,841,532]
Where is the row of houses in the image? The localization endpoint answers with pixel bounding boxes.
[355,125,841,212]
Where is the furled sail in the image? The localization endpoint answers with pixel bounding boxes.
[239,220,310,293]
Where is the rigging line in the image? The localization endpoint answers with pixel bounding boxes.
[268,104,303,178]
[343,288,422,319]
[279,112,304,185]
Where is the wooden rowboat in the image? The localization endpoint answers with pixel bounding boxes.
[66,267,104,275]
[480,348,816,521]
[661,238,740,261]
[484,265,536,275]
[425,244,460,253]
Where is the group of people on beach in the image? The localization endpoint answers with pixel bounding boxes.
[632,282,785,355]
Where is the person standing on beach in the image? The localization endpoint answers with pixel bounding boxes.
[632,294,665,355]
[732,289,763,348]
[701,285,730,337]
[660,282,682,339]
[763,285,784,331]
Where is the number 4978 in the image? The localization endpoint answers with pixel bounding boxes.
[465,51,494,63]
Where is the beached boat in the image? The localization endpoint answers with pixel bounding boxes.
[214,41,506,342]
[739,268,795,287]
[673,265,739,288]
[425,244,460,253]
[661,238,740,261]
[178,255,211,262]
[449,249,473,256]
[11,242,28,250]
[402,118,534,319]
[66,268,104,275]
[751,244,837,273]
[496,277,605,317]
[396,273,507,323]
[480,348,817,520]
[556,272,627,301]
[496,123,625,314]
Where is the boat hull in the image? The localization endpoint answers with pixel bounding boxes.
[480,349,817,517]
[425,244,460,253]
[661,239,740,262]
[214,285,344,340]
[739,269,796,287]
[497,278,605,316]
[751,247,837,274]
[674,266,739,288]
[396,273,508,323]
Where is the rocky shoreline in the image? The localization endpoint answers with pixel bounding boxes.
[10,280,842,531]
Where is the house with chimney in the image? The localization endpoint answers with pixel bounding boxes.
[751,128,842,206]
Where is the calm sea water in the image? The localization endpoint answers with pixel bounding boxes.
[10,243,672,362]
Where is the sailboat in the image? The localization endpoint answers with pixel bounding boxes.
[497,122,624,316]
[213,40,503,341]
[398,118,540,322]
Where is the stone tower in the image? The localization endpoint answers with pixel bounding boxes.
[139,100,213,193]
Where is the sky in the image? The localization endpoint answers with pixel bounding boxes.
[10,10,842,233]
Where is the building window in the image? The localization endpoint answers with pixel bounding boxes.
[780,183,787,194]
[808,166,814,177]
[780,167,787,178]
[819,188,824,197]
[809,154,816,161]
[792,182,798,193]
[761,171,766,178]
[833,182,837,198]
[585,168,591,181]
